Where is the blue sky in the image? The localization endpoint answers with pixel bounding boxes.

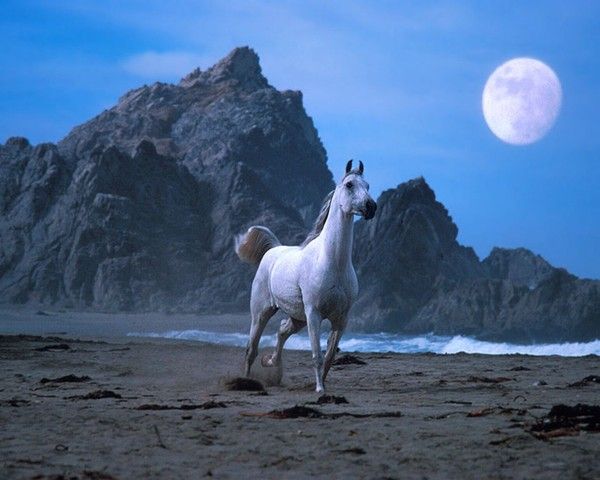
[2,1,599,278]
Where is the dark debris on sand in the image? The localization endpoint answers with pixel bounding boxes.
[466,376,513,384]
[2,398,31,407]
[568,375,600,387]
[31,471,119,480]
[40,375,91,384]
[35,343,70,352]
[509,366,531,371]
[243,405,402,420]
[467,406,528,418]
[82,472,119,480]
[332,354,366,366]
[265,405,325,419]
[529,404,600,440]
[1,335,105,345]
[309,395,349,405]
[336,447,366,455]
[223,377,265,392]
[68,390,122,400]
[135,401,227,411]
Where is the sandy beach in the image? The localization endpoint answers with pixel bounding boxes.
[1,313,599,480]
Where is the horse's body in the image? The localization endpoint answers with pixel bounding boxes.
[235,161,376,392]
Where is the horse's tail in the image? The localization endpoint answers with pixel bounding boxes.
[235,226,281,265]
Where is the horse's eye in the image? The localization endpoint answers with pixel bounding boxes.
[345,182,353,189]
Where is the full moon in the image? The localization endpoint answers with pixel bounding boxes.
[482,58,562,145]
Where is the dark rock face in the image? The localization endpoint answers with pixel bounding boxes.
[410,270,600,342]
[352,178,484,331]
[0,140,212,310]
[0,47,333,311]
[58,47,333,227]
[483,247,554,288]
[0,46,597,341]
[351,178,600,342]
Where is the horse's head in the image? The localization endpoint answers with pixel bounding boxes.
[337,160,377,220]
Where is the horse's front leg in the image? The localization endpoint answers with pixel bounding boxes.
[305,306,325,393]
[323,320,347,381]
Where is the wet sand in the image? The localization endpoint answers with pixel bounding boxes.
[1,330,599,480]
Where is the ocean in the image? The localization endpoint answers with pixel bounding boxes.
[127,329,600,357]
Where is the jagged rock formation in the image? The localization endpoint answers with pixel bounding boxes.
[482,247,554,289]
[0,47,333,311]
[0,47,598,341]
[352,178,484,329]
[59,47,332,227]
[0,139,213,310]
[410,269,600,342]
[352,178,600,342]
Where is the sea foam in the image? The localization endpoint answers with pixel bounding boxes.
[127,330,600,357]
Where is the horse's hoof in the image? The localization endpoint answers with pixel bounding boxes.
[261,353,276,368]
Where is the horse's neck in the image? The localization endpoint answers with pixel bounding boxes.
[319,193,354,269]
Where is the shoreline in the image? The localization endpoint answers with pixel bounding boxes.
[1,307,598,358]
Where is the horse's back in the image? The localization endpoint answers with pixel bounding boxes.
[259,245,306,319]
[254,241,357,322]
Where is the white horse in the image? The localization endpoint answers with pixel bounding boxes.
[235,160,377,392]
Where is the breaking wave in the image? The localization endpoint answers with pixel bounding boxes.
[127,330,600,357]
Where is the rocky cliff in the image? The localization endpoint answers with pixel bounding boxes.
[0,47,597,341]
[352,178,600,342]
[0,47,333,311]
[352,178,484,329]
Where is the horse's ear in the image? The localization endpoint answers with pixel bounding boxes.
[358,160,364,175]
[345,159,353,174]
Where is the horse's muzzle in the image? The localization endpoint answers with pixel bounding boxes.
[363,199,377,220]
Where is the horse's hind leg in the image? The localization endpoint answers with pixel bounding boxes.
[244,305,277,377]
[262,317,305,367]
[323,320,347,381]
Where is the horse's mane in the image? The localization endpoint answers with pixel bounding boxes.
[301,168,364,248]
[301,190,334,247]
